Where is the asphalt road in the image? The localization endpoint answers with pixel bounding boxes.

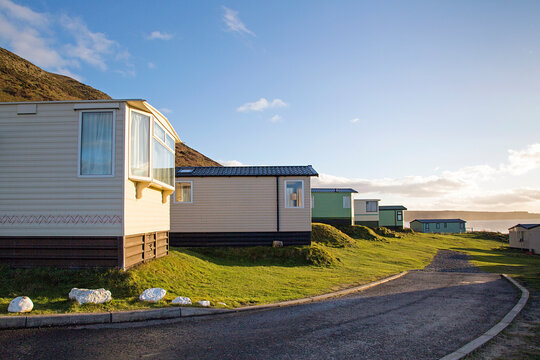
[0,251,518,360]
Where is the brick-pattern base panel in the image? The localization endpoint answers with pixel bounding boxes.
[0,236,121,268]
[124,231,169,269]
[170,231,311,247]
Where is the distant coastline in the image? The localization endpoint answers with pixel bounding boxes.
[404,210,540,222]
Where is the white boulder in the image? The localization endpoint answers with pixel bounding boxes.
[8,296,33,313]
[198,300,211,307]
[139,288,167,303]
[69,288,112,305]
[171,296,192,305]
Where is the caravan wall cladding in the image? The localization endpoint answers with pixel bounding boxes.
[0,101,178,269]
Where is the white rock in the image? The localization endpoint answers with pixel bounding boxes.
[139,288,167,303]
[69,288,112,305]
[198,300,211,307]
[218,302,227,306]
[8,296,33,313]
[171,296,192,305]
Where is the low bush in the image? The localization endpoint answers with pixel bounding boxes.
[311,223,356,247]
[335,225,384,241]
[373,227,402,238]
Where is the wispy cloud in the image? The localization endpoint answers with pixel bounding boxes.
[148,62,155,69]
[237,98,288,112]
[146,31,173,40]
[159,108,172,114]
[269,114,283,123]
[350,118,360,123]
[0,0,133,79]
[222,6,255,36]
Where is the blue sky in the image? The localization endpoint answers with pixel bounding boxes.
[2,0,540,212]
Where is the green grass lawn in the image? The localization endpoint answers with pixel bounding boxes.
[0,225,538,315]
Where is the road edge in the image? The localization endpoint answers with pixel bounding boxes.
[0,271,408,330]
[439,274,530,360]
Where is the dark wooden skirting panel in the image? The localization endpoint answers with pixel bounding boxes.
[0,236,121,268]
[124,231,169,269]
[354,221,380,228]
[312,218,353,226]
[169,231,311,247]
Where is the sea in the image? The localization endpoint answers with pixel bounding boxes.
[405,219,540,234]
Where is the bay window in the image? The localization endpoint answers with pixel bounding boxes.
[129,110,175,190]
[79,111,114,176]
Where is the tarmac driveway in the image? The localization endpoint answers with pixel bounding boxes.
[0,250,518,360]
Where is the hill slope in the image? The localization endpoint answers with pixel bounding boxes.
[0,47,110,102]
[1,46,221,167]
[175,143,221,167]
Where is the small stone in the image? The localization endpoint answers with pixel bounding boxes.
[139,288,167,303]
[272,240,284,248]
[198,300,210,307]
[218,302,227,306]
[171,296,192,305]
[69,288,112,305]
[8,296,33,313]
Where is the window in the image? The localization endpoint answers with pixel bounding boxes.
[343,196,351,209]
[460,223,465,229]
[285,180,303,208]
[129,111,176,189]
[444,222,447,228]
[436,223,440,229]
[519,231,524,242]
[152,121,175,187]
[79,111,114,176]
[175,182,192,203]
[397,211,402,221]
[425,223,430,230]
[366,201,378,212]
[130,111,150,178]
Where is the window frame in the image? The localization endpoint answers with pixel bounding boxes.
[425,223,430,230]
[396,210,402,221]
[128,109,152,183]
[174,180,193,204]
[343,196,351,209]
[77,110,116,178]
[127,109,175,191]
[436,223,440,229]
[366,201,378,213]
[284,179,305,209]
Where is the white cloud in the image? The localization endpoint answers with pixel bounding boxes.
[0,1,133,79]
[222,6,255,36]
[350,118,360,123]
[219,160,246,166]
[146,31,173,40]
[159,108,172,114]
[148,62,155,69]
[237,98,288,112]
[314,143,540,211]
[270,114,282,123]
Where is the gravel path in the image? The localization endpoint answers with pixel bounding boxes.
[422,250,482,273]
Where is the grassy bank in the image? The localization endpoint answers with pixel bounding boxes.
[0,225,538,315]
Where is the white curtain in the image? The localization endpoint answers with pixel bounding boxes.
[80,112,113,175]
[286,181,303,207]
[130,112,150,177]
[153,139,174,186]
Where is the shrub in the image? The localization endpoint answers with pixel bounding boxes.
[373,227,402,238]
[311,223,355,247]
[335,225,384,241]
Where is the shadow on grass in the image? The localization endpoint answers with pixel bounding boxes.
[450,246,540,290]
[172,244,338,268]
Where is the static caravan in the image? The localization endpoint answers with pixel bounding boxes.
[508,224,540,253]
[170,166,318,246]
[410,219,466,234]
[354,199,380,227]
[379,205,407,229]
[311,188,357,226]
[0,100,180,269]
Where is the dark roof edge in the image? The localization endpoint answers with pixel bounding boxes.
[410,219,466,223]
[508,224,540,230]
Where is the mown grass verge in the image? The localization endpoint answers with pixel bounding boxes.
[0,227,538,315]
